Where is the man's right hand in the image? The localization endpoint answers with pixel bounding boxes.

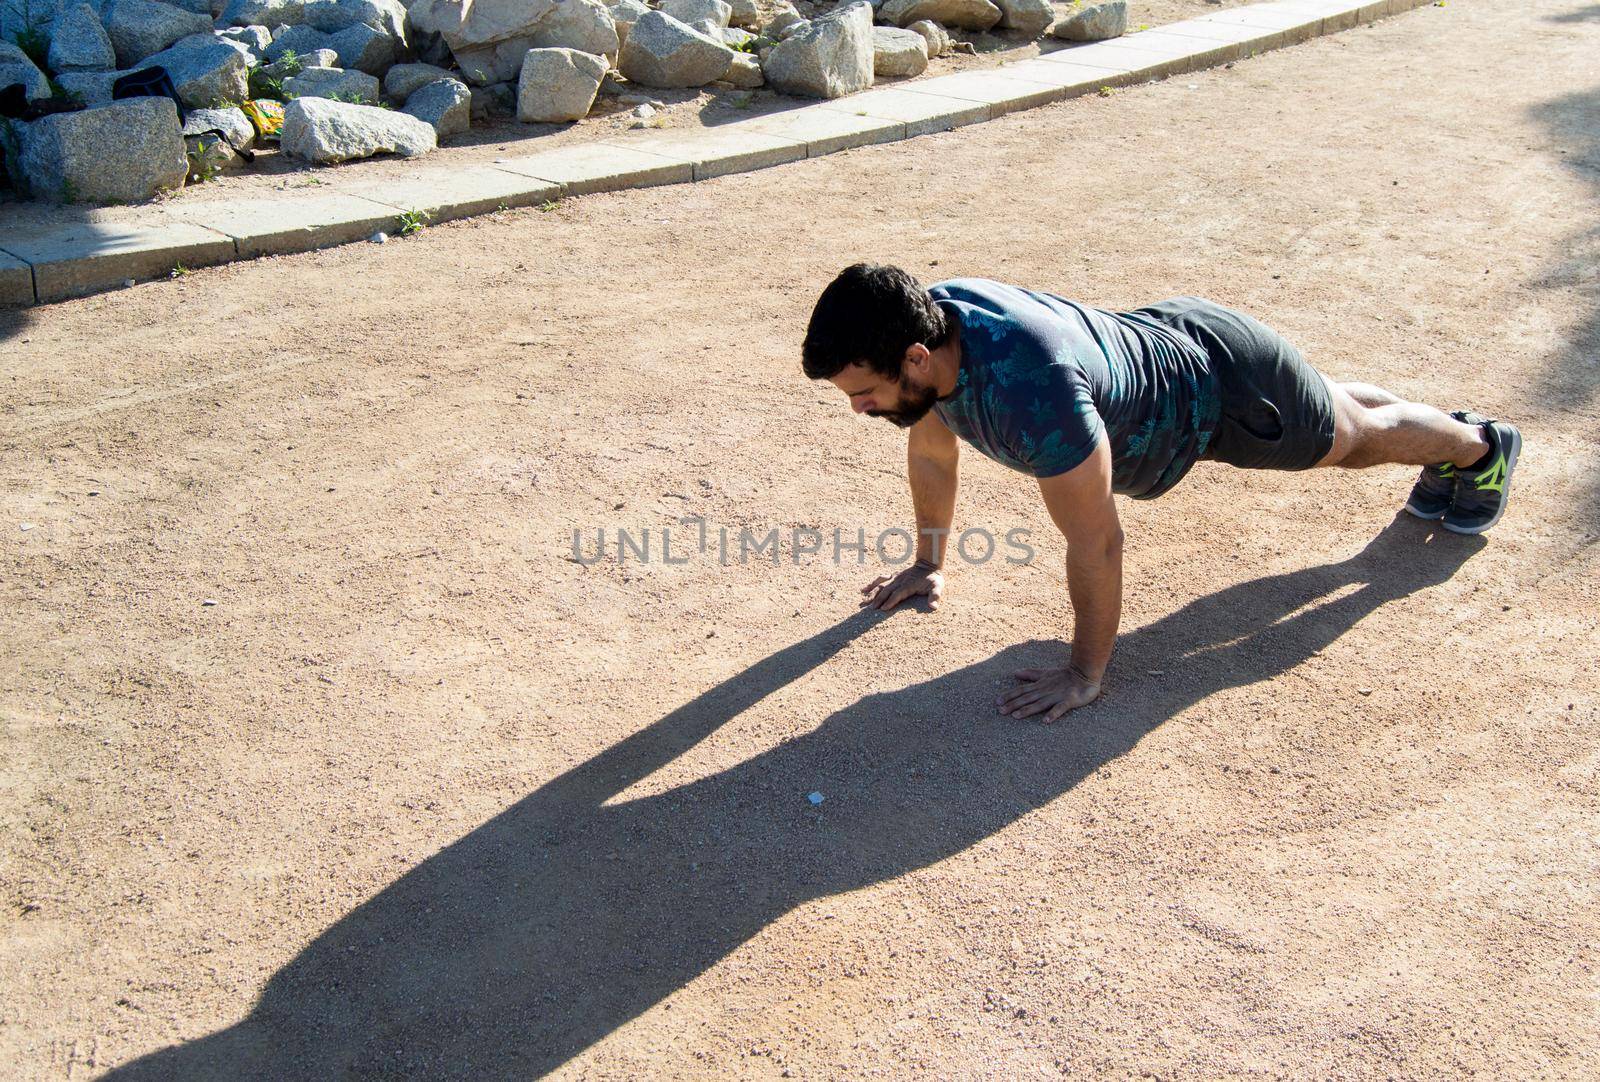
[860,562,945,612]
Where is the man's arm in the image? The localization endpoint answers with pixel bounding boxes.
[997,436,1123,722]
[908,411,959,565]
[862,412,960,610]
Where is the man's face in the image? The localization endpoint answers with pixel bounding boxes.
[828,359,938,429]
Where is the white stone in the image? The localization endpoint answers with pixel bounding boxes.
[616,10,733,88]
[180,112,244,177]
[262,23,330,61]
[606,0,650,45]
[383,60,454,100]
[280,95,436,161]
[871,25,925,76]
[185,130,243,175]
[764,0,873,99]
[725,0,758,29]
[907,19,949,56]
[300,0,407,43]
[719,50,762,86]
[19,96,187,203]
[218,24,273,54]
[879,0,999,31]
[217,0,303,28]
[402,75,470,134]
[764,3,804,37]
[103,0,215,66]
[181,104,256,149]
[451,35,540,84]
[283,64,380,101]
[324,23,392,73]
[994,0,1052,37]
[48,2,117,72]
[527,0,619,62]
[413,0,556,50]
[662,0,730,30]
[171,30,253,57]
[516,45,605,121]
[1049,0,1126,41]
[261,47,332,78]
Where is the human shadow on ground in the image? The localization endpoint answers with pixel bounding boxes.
[0,303,31,344]
[1532,80,1600,525]
[107,515,1480,1080]
[1546,4,1600,23]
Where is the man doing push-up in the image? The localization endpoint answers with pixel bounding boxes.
[801,264,1521,721]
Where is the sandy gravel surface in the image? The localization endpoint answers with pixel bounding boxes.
[2,0,1598,1077]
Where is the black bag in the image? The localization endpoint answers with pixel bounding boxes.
[112,66,185,117]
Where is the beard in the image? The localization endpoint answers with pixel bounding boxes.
[867,376,939,429]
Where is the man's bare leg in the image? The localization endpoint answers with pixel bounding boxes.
[1317,380,1489,469]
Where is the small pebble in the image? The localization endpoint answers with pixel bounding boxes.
[201,598,218,607]
[1358,688,1373,696]
[370,231,388,244]
[19,522,35,531]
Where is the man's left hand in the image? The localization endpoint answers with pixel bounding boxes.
[997,664,1102,723]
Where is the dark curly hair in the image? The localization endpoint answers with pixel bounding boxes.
[802,263,952,381]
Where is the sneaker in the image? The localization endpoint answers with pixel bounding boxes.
[1405,462,1456,520]
[1444,418,1522,535]
[1404,410,1481,520]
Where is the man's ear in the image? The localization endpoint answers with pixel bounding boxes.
[902,342,931,377]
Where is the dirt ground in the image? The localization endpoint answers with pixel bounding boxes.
[2,0,1598,1077]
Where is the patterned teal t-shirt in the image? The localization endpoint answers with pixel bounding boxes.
[929,278,1221,499]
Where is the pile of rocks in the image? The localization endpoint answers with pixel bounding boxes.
[0,0,1129,204]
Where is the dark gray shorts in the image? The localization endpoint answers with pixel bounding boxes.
[1135,297,1337,472]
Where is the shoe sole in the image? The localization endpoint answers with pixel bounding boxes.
[1404,501,1448,521]
[1443,425,1521,535]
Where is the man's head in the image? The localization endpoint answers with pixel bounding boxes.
[802,263,954,429]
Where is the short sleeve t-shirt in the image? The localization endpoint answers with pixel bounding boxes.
[928,278,1222,499]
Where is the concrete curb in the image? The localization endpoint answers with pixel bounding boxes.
[0,0,1437,307]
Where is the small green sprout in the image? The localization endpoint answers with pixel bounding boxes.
[395,208,431,236]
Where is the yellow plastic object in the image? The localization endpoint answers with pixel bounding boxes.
[241,98,284,141]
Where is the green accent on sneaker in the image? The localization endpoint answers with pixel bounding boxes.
[1444,419,1521,535]
[1474,455,1507,494]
